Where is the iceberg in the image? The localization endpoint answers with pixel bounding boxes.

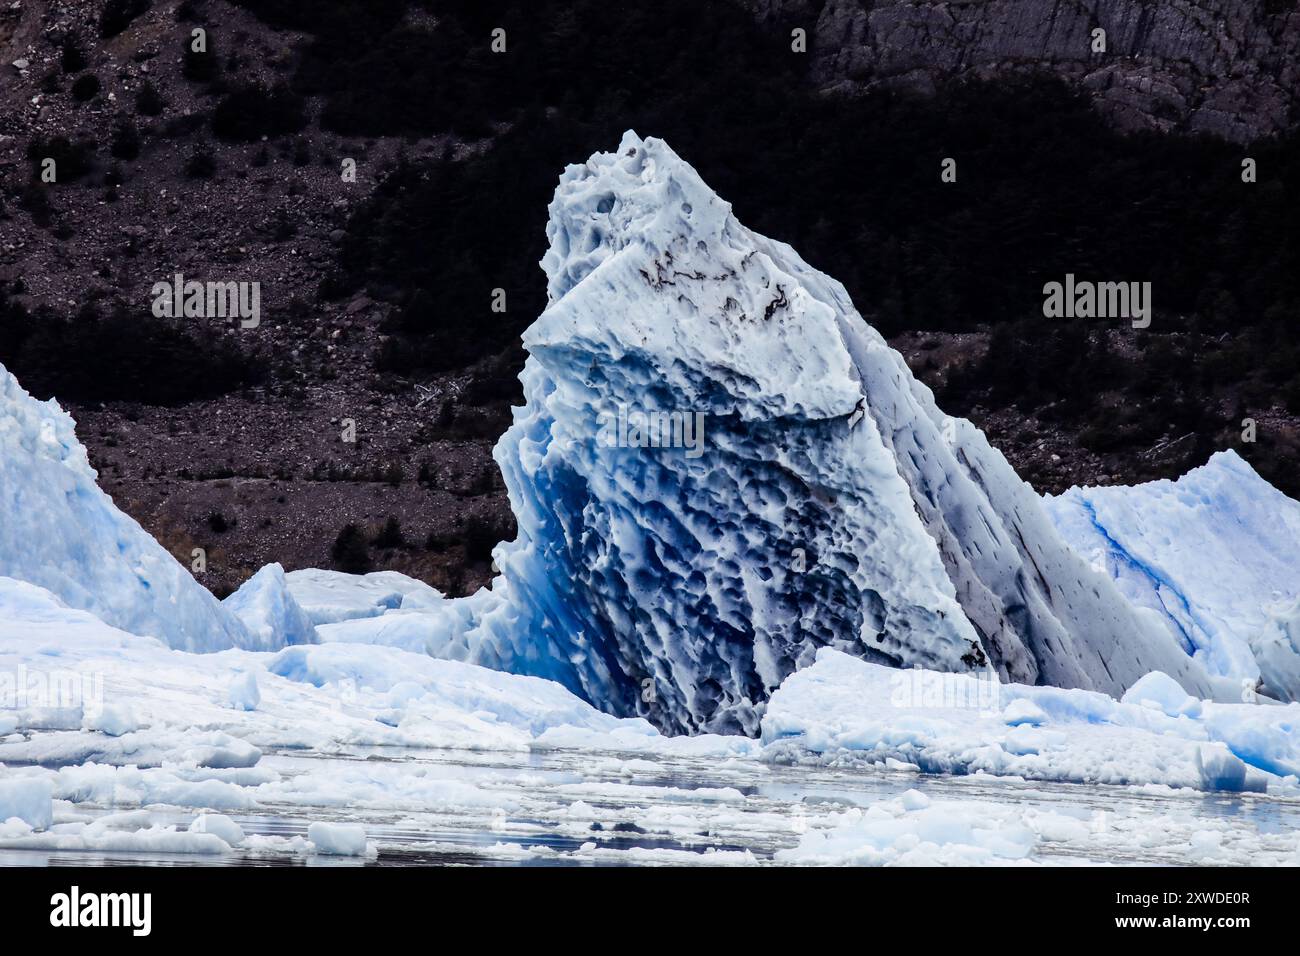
[774,790,1038,866]
[0,365,251,652]
[428,131,1210,734]
[308,821,370,857]
[7,130,1280,753]
[223,563,319,650]
[1044,451,1300,700]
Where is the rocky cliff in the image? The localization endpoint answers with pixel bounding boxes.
[745,0,1298,141]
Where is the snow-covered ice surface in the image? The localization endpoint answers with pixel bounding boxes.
[0,365,251,652]
[2,578,1298,867]
[283,569,443,625]
[762,649,1299,789]
[1045,451,1300,701]
[417,131,1209,735]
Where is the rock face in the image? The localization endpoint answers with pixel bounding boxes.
[428,132,1211,736]
[743,0,1299,141]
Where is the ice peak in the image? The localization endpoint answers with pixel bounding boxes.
[0,364,94,480]
[541,131,734,305]
[430,134,1213,734]
[531,131,863,424]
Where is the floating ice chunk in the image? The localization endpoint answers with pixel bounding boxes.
[223,563,319,650]
[181,734,262,770]
[1121,672,1201,718]
[762,648,1293,792]
[900,789,930,811]
[1198,706,1300,780]
[1195,744,1256,794]
[83,701,139,737]
[1003,699,1047,727]
[1188,829,1226,861]
[267,643,647,739]
[776,796,1036,865]
[308,821,368,856]
[1250,599,1300,704]
[317,610,442,653]
[189,813,244,846]
[228,672,260,712]
[0,776,53,830]
[1,822,230,855]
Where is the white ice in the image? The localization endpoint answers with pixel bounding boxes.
[223,563,319,650]
[762,648,1298,791]
[0,365,251,652]
[1045,451,1300,700]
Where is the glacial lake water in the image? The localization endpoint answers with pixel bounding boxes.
[3,744,1297,866]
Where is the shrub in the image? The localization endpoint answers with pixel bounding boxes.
[1284,383,1300,416]
[331,523,372,574]
[100,0,152,39]
[27,135,96,181]
[70,74,101,102]
[183,149,217,179]
[182,31,219,82]
[462,512,513,564]
[211,83,306,141]
[110,119,141,160]
[60,38,86,73]
[102,165,124,202]
[373,516,404,549]
[17,182,53,228]
[0,296,264,406]
[135,80,165,115]
[160,112,206,137]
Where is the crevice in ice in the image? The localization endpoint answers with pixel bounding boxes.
[1076,497,1200,658]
